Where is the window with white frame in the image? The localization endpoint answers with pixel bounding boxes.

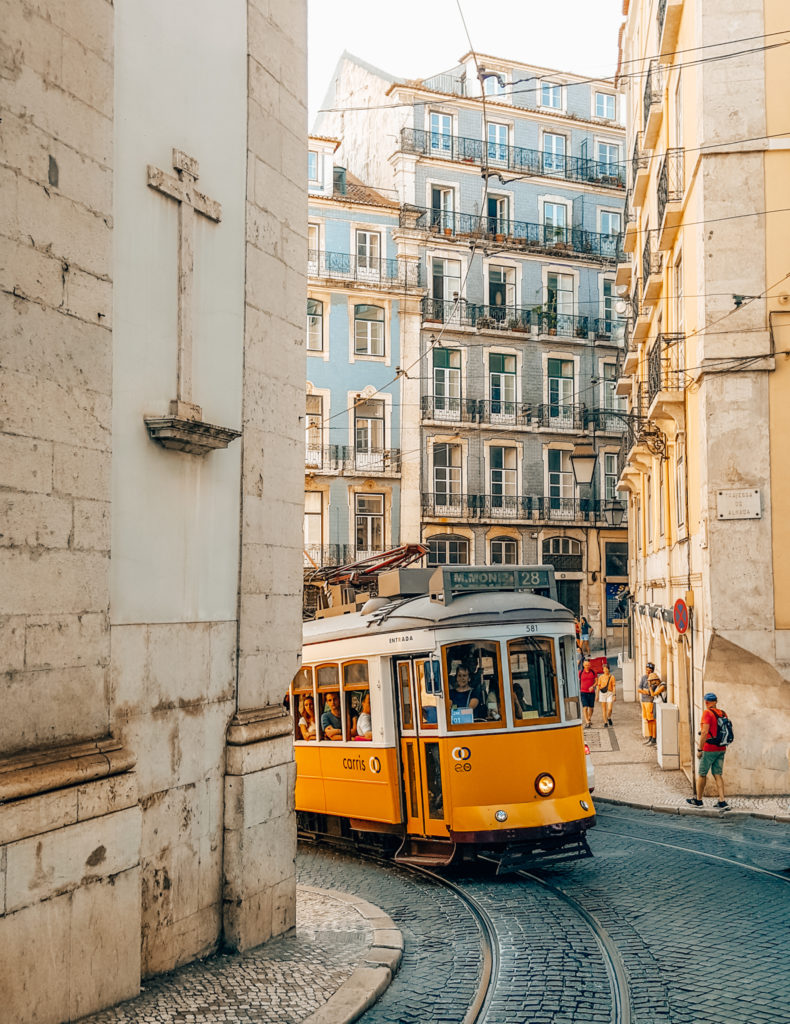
[355,399,384,455]
[431,186,455,232]
[428,534,469,565]
[488,265,515,317]
[490,537,518,564]
[595,92,616,120]
[604,452,620,500]
[490,446,517,510]
[548,358,574,425]
[433,443,462,506]
[596,141,619,175]
[487,195,509,236]
[356,230,381,278]
[602,279,615,334]
[355,493,384,555]
[483,73,505,97]
[546,273,575,333]
[433,349,461,416]
[548,449,575,511]
[600,211,622,237]
[308,150,319,182]
[487,122,509,163]
[543,201,568,243]
[307,298,323,352]
[674,253,684,332]
[354,304,385,356]
[489,353,516,415]
[540,81,562,109]
[305,395,323,465]
[430,112,452,154]
[676,450,685,527]
[544,536,581,556]
[431,257,462,300]
[646,475,653,543]
[603,362,626,415]
[304,491,323,555]
[542,132,566,174]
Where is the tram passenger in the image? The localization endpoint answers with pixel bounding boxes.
[321,691,343,740]
[298,695,317,740]
[354,692,372,740]
[513,682,528,720]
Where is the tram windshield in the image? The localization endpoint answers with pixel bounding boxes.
[559,635,581,720]
[508,638,560,725]
[444,641,502,727]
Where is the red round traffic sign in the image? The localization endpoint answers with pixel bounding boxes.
[673,599,689,634]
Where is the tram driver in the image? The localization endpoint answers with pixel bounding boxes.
[321,691,343,740]
[449,666,481,713]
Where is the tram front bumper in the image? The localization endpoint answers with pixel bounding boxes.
[449,814,595,848]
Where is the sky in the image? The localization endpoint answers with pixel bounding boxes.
[308,0,625,126]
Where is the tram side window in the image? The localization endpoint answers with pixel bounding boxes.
[508,638,560,724]
[559,634,581,721]
[344,662,372,741]
[293,666,316,741]
[416,661,438,728]
[317,665,343,740]
[444,641,503,726]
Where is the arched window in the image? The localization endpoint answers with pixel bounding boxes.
[307,299,323,352]
[490,536,518,564]
[354,304,385,356]
[542,536,582,571]
[427,534,470,566]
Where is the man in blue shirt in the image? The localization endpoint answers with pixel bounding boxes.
[321,691,342,740]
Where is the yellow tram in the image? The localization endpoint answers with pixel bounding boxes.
[290,567,595,869]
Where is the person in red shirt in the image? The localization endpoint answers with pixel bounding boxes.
[686,692,730,809]
[579,659,597,728]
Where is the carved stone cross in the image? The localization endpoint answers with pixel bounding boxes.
[147,149,222,419]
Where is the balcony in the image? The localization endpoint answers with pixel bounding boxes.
[657,149,684,249]
[658,0,683,64]
[643,61,663,149]
[631,132,650,207]
[642,230,664,301]
[400,128,625,188]
[647,333,685,432]
[622,190,638,254]
[307,248,421,289]
[421,492,607,524]
[632,282,651,341]
[536,403,586,432]
[303,544,354,569]
[404,207,622,262]
[420,297,621,341]
[588,408,628,434]
[305,445,402,476]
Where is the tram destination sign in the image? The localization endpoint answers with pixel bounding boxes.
[430,566,557,604]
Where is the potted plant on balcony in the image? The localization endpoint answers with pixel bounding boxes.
[477,316,495,330]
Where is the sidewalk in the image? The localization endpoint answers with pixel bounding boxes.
[588,659,790,819]
[78,886,402,1024]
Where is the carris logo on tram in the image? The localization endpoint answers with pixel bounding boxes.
[451,747,472,772]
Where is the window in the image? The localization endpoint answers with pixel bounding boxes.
[602,280,615,334]
[430,112,452,154]
[304,491,323,557]
[540,81,562,109]
[509,637,559,724]
[433,348,461,416]
[490,537,518,564]
[308,150,319,182]
[306,395,323,464]
[605,542,628,577]
[343,662,372,740]
[487,122,508,163]
[483,74,505,97]
[317,665,342,741]
[487,195,509,236]
[600,211,622,237]
[604,452,619,500]
[489,353,516,416]
[444,640,503,726]
[542,132,566,174]
[548,448,574,512]
[659,465,665,536]
[355,493,384,556]
[356,230,381,279]
[547,359,574,425]
[559,634,580,720]
[355,399,385,469]
[354,304,385,356]
[546,273,575,333]
[646,476,653,543]
[431,257,462,300]
[307,298,323,352]
[596,141,619,174]
[428,535,469,565]
[674,254,684,332]
[603,362,625,413]
[433,443,462,508]
[490,446,517,511]
[488,265,515,317]
[595,92,616,120]
[431,186,454,232]
[544,536,581,555]
[293,667,316,741]
[543,201,568,243]
[676,451,686,527]
[307,223,319,267]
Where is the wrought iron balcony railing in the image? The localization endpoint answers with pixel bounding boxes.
[643,61,662,132]
[631,132,648,186]
[536,403,586,431]
[400,128,626,187]
[403,206,622,261]
[642,230,663,282]
[657,148,684,228]
[543,552,584,571]
[647,333,685,405]
[305,444,402,474]
[307,248,421,288]
[587,408,629,433]
[421,492,607,523]
[421,394,478,423]
[303,544,355,569]
[420,297,621,340]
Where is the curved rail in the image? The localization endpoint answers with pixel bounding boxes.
[517,869,632,1024]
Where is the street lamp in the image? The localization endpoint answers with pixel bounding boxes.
[569,443,598,486]
[603,499,627,527]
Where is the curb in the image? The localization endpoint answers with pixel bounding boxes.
[596,796,790,823]
[299,885,403,1024]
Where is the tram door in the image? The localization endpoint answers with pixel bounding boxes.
[395,658,446,838]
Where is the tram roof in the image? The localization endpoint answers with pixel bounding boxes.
[303,591,574,646]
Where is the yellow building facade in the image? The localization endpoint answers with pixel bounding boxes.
[617,0,790,793]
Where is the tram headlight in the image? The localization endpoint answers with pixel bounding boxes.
[534,772,555,797]
[495,810,508,823]
[580,800,590,811]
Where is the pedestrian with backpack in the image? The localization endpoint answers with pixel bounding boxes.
[686,692,733,809]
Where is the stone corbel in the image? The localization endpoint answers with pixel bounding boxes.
[144,400,241,456]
